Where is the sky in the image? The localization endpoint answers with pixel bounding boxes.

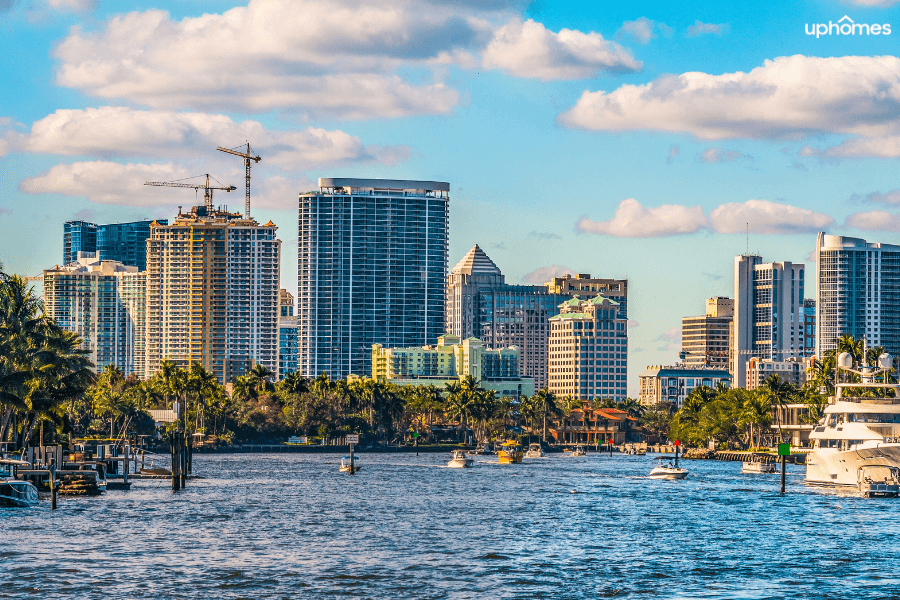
[1,0,900,394]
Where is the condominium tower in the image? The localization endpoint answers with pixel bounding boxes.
[816,232,900,357]
[548,296,628,400]
[733,255,805,388]
[145,206,280,383]
[43,256,147,377]
[681,297,733,370]
[446,244,627,389]
[298,178,449,379]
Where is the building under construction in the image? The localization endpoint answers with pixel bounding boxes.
[145,205,281,383]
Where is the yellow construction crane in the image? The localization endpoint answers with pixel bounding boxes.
[144,174,237,213]
[216,142,261,218]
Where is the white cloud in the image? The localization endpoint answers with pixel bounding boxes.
[619,17,654,44]
[815,135,900,159]
[666,144,680,163]
[19,107,407,170]
[522,264,576,284]
[47,0,96,11]
[846,210,900,231]
[709,199,834,234]
[654,327,682,352]
[698,147,750,163]
[559,55,900,141]
[844,0,900,5]
[19,161,194,206]
[576,198,707,238]
[482,18,640,80]
[686,20,727,37]
[861,189,900,205]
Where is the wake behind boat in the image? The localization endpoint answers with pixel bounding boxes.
[806,350,900,493]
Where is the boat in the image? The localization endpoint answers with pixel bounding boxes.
[569,445,586,457]
[741,455,776,474]
[286,436,307,445]
[339,456,361,473]
[497,442,523,464]
[0,459,39,507]
[857,465,900,498]
[648,458,689,480]
[806,350,900,494]
[474,442,493,455]
[624,444,647,456]
[524,443,544,458]
[447,450,475,468]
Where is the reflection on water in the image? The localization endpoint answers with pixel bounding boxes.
[3,452,900,599]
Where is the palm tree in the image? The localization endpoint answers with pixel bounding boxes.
[738,389,772,448]
[762,374,797,444]
[531,389,562,443]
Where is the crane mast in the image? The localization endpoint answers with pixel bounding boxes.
[216,143,261,218]
[144,174,236,212]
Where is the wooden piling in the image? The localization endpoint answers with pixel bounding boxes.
[50,461,57,510]
[180,433,187,488]
[123,444,130,486]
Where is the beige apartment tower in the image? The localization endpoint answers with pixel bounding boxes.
[145,206,281,383]
[681,297,733,370]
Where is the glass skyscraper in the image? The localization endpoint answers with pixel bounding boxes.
[298,178,449,379]
[64,219,166,269]
[816,232,900,358]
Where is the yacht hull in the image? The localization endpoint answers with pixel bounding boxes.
[805,444,900,487]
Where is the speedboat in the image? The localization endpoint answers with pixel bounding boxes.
[569,445,586,457]
[648,459,689,480]
[742,455,776,474]
[498,442,523,464]
[0,459,39,507]
[524,443,544,458]
[447,450,474,468]
[857,465,900,498]
[806,350,900,493]
[339,456,361,473]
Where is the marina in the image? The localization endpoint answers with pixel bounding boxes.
[3,452,900,599]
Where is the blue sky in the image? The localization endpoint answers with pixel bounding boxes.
[2,0,900,393]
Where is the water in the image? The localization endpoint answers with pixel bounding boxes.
[3,452,900,599]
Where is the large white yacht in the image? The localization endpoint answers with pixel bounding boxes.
[806,351,900,492]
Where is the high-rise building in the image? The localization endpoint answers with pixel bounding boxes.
[815,233,900,358]
[64,219,166,269]
[638,365,731,407]
[298,178,449,379]
[146,206,280,383]
[371,334,534,398]
[43,256,147,378]
[681,297,733,370]
[803,299,816,357]
[548,296,628,401]
[278,289,298,379]
[446,244,627,389]
[733,255,805,388]
[63,221,97,265]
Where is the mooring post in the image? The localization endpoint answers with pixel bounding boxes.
[123,444,130,486]
[180,432,187,489]
[171,432,179,492]
[50,459,57,510]
[349,443,355,476]
[781,454,786,494]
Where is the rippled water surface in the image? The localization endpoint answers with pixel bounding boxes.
[3,451,900,599]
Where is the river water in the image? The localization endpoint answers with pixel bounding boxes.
[2,451,899,599]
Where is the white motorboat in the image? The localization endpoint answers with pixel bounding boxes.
[339,456,361,473]
[857,465,900,498]
[648,459,689,480]
[0,459,39,507]
[569,445,586,457]
[806,350,900,493]
[524,443,544,458]
[447,450,474,468]
[742,456,776,474]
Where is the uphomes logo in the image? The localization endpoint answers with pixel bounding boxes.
[806,15,891,38]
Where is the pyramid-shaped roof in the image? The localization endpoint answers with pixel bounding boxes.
[451,244,502,275]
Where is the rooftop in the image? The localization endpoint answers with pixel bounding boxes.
[451,244,502,276]
[317,177,450,193]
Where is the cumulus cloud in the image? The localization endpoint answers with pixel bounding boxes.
[618,17,655,44]
[558,55,900,142]
[855,189,900,205]
[576,198,707,238]
[654,327,682,353]
[577,198,835,238]
[698,148,751,163]
[522,264,576,284]
[815,136,900,159]
[709,199,834,234]
[18,107,408,170]
[666,144,680,163]
[20,161,194,206]
[686,20,727,37]
[846,210,900,231]
[482,18,640,80]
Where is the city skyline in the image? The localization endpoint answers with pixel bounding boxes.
[2,0,900,393]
